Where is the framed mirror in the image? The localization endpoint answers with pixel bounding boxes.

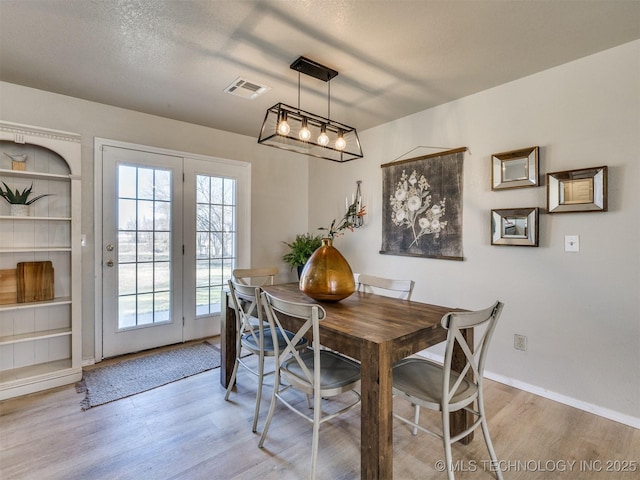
[491,207,539,246]
[547,166,607,213]
[491,146,539,190]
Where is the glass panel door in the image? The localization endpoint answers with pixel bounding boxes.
[100,142,251,356]
[102,146,183,358]
[182,157,250,341]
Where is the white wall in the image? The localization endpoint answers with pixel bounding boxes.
[0,82,310,361]
[309,41,640,422]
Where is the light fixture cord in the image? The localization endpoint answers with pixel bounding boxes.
[327,81,331,119]
[297,71,301,110]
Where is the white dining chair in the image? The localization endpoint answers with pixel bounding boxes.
[258,290,361,480]
[224,279,307,432]
[392,301,505,480]
[357,273,415,300]
[232,266,278,286]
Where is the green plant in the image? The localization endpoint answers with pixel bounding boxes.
[318,198,366,239]
[282,233,323,270]
[0,182,51,205]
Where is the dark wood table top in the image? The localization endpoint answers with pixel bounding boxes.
[262,283,458,361]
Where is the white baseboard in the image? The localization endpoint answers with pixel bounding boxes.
[82,358,96,367]
[416,351,640,430]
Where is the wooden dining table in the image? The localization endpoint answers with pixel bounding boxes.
[220,283,473,480]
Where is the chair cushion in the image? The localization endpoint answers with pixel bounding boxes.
[282,350,361,390]
[241,327,306,353]
[392,357,477,409]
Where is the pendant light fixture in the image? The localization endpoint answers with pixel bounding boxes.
[258,56,363,163]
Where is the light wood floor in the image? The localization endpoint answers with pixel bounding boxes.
[1,339,638,480]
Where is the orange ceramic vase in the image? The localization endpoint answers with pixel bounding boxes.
[299,238,355,302]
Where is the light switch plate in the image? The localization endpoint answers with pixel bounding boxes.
[565,235,579,252]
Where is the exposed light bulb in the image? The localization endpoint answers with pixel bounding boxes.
[335,131,346,151]
[298,118,311,141]
[277,120,290,135]
[317,125,329,146]
[277,112,290,135]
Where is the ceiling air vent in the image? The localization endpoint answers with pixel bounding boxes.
[224,77,270,100]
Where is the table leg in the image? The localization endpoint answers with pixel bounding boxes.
[220,292,236,388]
[360,341,393,479]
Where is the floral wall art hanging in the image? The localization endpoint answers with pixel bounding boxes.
[380,147,465,260]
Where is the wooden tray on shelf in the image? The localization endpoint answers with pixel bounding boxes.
[17,261,54,303]
[0,269,17,304]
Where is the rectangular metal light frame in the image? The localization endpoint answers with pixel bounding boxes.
[258,103,363,163]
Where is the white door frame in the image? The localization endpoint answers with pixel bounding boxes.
[94,138,251,362]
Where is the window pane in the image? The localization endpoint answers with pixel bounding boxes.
[196,204,210,230]
[210,233,222,258]
[196,287,210,316]
[137,168,154,200]
[196,260,210,287]
[211,205,223,232]
[223,205,235,232]
[119,295,137,328]
[137,293,154,325]
[137,232,153,262]
[119,199,136,230]
[211,177,223,204]
[154,262,171,291]
[154,201,170,231]
[118,263,137,295]
[222,233,234,258]
[118,231,136,263]
[119,166,137,198]
[154,292,171,322]
[137,200,154,230]
[154,232,170,261]
[196,232,209,259]
[155,170,171,201]
[193,174,237,317]
[196,175,210,203]
[137,262,154,293]
[223,178,235,205]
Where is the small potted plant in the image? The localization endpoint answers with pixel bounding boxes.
[282,233,323,278]
[0,181,51,216]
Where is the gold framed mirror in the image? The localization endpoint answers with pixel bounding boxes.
[491,207,539,246]
[491,146,539,190]
[547,166,607,213]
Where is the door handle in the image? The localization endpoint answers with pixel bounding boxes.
[106,244,115,252]
[106,260,114,267]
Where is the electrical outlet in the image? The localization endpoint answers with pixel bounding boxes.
[514,334,527,351]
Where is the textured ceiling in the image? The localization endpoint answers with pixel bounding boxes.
[1,0,639,138]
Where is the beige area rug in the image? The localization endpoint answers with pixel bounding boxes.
[76,342,220,410]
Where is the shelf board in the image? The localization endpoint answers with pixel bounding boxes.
[0,296,71,312]
[0,168,70,181]
[0,247,71,253]
[0,359,72,383]
[0,327,71,346]
[0,215,71,221]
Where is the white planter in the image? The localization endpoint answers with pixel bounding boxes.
[10,204,30,216]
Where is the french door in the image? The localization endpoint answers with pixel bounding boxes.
[99,142,250,359]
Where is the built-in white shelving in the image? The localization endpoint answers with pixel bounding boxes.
[0,121,82,401]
